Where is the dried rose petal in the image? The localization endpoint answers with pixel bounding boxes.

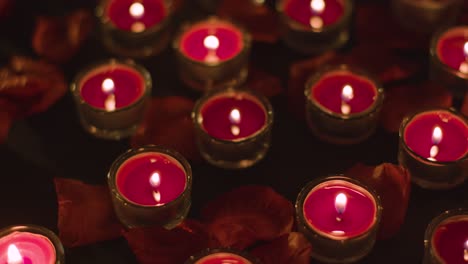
[247,67,283,98]
[346,163,411,240]
[33,9,93,63]
[54,178,123,247]
[462,92,468,117]
[123,220,214,264]
[287,52,337,120]
[0,56,67,117]
[217,0,279,43]
[201,185,294,250]
[251,232,312,264]
[131,96,201,161]
[380,82,452,133]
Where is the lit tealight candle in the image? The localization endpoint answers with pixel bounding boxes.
[296,176,381,263]
[185,249,259,264]
[97,0,174,57]
[399,109,468,189]
[305,65,384,144]
[71,59,151,140]
[424,209,468,264]
[276,0,353,53]
[0,225,64,264]
[430,26,468,98]
[193,88,273,169]
[108,146,192,229]
[174,17,251,91]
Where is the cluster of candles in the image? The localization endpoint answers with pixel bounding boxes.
[4,0,468,263]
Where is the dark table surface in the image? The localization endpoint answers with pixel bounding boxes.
[1,0,467,263]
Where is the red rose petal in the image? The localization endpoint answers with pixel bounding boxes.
[123,220,214,264]
[131,96,201,162]
[54,178,123,247]
[251,232,312,264]
[217,0,279,43]
[462,92,468,117]
[380,82,452,133]
[33,9,93,63]
[346,163,411,240]
[247,67,283,98]
[201,185,294,250]
[287,52,338,120]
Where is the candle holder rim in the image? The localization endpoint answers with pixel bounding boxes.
[430,25,468,80]
[185,247,261,264]
[0,224,65,263]
[192,87,274,144]
[275,0,353,33]
[172,16,252,67]
[423,208,468,263]
[70,58,152,114]
[295,175,382,241]
[107,145,193,209]
[399,107,468,165]
[304,64,385,120]
[96,0,174,36]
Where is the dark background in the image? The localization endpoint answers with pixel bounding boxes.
[0,0,467,263]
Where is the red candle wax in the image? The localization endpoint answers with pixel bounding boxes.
[310,70,378,115]
[116,152,187,206]
[404,110,468,162]
[0,232,56,264]
[432,216,468,264]
[179,21,244,63]
[195,252,252,264]
[283,0,345,28]
[106,0,166,32]
[200,93,267,141]
[436,26,468,74]
[303,179,377,239]
[79,64,146,111]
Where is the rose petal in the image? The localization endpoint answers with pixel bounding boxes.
[250,232,312,264]
[346,163,411,240]
[201,185,294,250]
[287,52,337,120]
[131,96,200,161]
[380,82,452,133]
[32,9,93,63]
[217,0,279,43]
[247,67,283,98]
[54,178,123,247]
[123,220,214,264]
[462,92,468,117]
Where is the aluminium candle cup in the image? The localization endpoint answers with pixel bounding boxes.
[429,26,468,100]
[96,0,174,58]
[0,225,65,264]
[398,108,468,190]
[192,87,273,169]
[276,0,353,54]
[423,209,468,264]
[185,248,260,264]
[173,17,252,92]
[70,59,151,140]
[391,0,463,33]
[108,146,192,229]
[304,64,384,145]
[295,176,382,263]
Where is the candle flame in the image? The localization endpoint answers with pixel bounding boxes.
[341,85,354,102]
[432,126,443,145]
[131,22,146,33]
[129,2,145,19]
[464,240,468,261]
[203,35,220,50]
[149,172,161,187]
[229,108,241,124]
[104,94,116,112]
[309,16,324,29]
[7,245,22,264]
[153,190,162,204]
[335,193,347,215]
[310,0,325,13]
[102,78,115,93]
[231,125,240,136]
